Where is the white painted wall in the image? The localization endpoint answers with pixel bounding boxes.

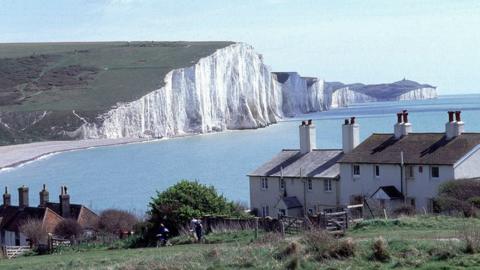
[454,146,480,179]
[249,176,339,217]
[340,163,455,211]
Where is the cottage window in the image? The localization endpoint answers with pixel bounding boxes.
[431,167,440,178]
[262,205,270,217]
[307,179,313,190]
[353,165,360,176]
[279,178,285,190]
[419,166,423,173]
[261,177,268,190]
[375,165,380,177]
[308,208,314,215]
[407,166,414,179]
[324,179,332,192]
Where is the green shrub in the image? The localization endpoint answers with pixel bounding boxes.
[437,179,480,216]
[147,180,248,238]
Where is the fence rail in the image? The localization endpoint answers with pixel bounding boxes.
[2,245,31,259]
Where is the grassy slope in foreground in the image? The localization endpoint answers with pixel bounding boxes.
[0,41,234,144]
[2,215,480,270]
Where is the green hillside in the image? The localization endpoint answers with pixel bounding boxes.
[0,41,233,144]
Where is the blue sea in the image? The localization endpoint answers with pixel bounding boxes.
[1,94,480,213]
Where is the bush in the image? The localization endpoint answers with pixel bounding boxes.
[20,218,47,247]
[54,219,82,240]
[147,180,248,237]
[436,179,480,216]
[371,236,390,262]
[459,224,480,254]
[98,209,138,235]
[301,230,355,260]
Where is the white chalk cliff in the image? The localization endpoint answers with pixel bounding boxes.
[78,43,437,139]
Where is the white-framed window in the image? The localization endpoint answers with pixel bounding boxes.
[279,178,285,190]
[261,177,268,190]
[419,166,423,173]
[407,166,415,179]
[374,165,380,178]
[324,179,332,192]
[307,179,313,190]
[353,164,360,177]
[262,205,270,217]
[431,166,440,178]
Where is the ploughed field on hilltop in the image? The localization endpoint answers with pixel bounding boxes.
[0,41,233,145]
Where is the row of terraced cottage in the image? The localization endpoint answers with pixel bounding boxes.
[0,185,98,247]
[249,110,480,217]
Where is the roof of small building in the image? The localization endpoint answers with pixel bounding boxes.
[281,196,303,209]
[45,202,83,220]
[0,206,47,231]
[339,133,480,165]
[248,149,343,178]
[371,186,404,200]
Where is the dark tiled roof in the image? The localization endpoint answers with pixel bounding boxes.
[282,196,303,209]
[45,202,83,219]
[339,133,480,165]
[0,206,46,231]
[248,149,343,178]
[371,186,404,200]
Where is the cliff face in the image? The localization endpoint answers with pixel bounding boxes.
[78,44,438,139]
[78,44,282,138]
[0,42,438,144]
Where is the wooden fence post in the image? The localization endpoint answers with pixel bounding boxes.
[280,220,285,238]
[254,217,259,239]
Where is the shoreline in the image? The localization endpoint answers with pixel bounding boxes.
[0,138,154,171]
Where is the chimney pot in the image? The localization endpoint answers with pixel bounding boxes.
[39,184,49,207]
[344,119,349,125]
[402,110,409,123]
[350,117,356,124]
[307,119,312,126]
[455,111,462,122]
[18,186,29,209]
[3,186,10,207]
[448,111,454,122]
[59,186,71,218]
[397,113,403,123]
[301,121,306,126]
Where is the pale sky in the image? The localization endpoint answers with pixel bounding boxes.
[1,0,479,94]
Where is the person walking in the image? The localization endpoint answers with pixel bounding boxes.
[194,219,203,243]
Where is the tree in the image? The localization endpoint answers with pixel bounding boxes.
[54,219,82,240]
[436,179,480,216]
[20,219,47,247]
[147,180,247,236]
[98,209,138,235]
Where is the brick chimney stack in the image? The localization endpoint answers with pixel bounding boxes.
[39,184,49,207]
[59,186,71,218]
[18,185,29,209]
[3,186,11,207]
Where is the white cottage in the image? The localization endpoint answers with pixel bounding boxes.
[338,110,480,212]
[248,120,343,217]
[249,110,480,217]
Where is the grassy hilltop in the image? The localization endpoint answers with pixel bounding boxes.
[0,41,233,144]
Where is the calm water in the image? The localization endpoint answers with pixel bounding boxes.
[1,94,480,213]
